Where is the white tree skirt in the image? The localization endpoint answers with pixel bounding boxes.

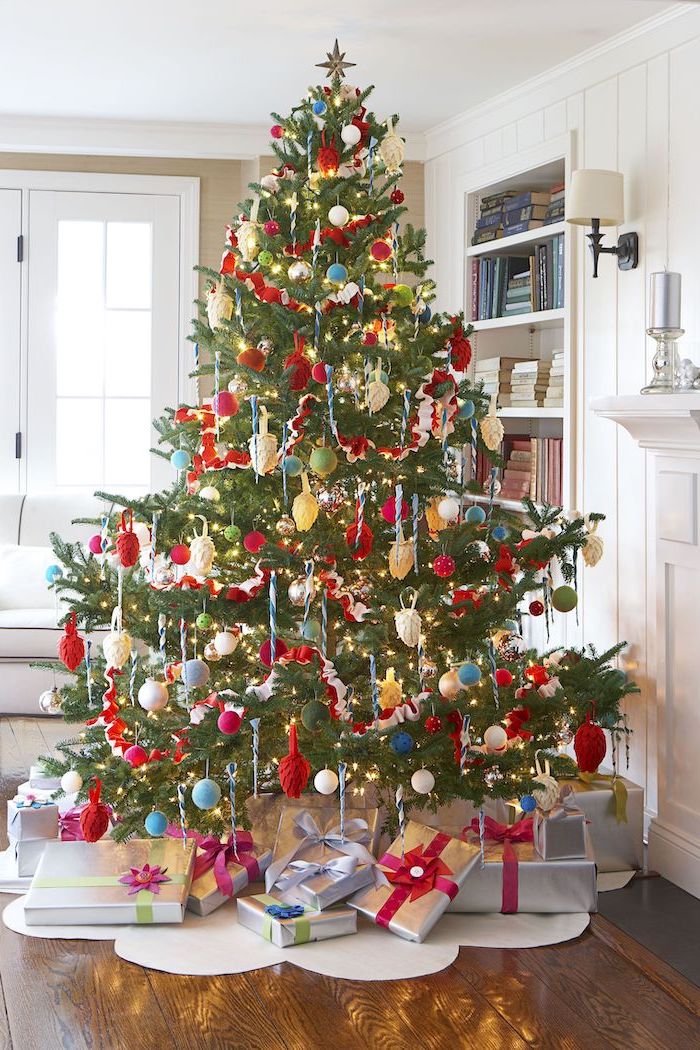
[2,895,589,980]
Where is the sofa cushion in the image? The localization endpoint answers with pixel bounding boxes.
[0,610,107,659]
[0,545,56,610]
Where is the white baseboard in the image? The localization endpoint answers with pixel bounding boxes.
[647,818,700,899]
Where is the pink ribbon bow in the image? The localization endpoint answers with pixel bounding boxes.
[463,816,533,914]
[166,826,260,897]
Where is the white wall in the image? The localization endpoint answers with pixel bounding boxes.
[424,3,700,817]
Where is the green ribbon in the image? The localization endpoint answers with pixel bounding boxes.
[253,893,311,946]
[576,773,628,824]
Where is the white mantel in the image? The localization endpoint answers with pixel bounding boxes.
[593,394,700,898]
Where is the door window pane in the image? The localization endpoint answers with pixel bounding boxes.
[56,398,103,486]
[106,222,152,309]
[104,311,151,397]
[104,399,151,487]
[57,221,103,304]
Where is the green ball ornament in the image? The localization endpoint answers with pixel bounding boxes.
[552,585,578,613]
[309,446,338,478]
[369,368,389,384]
[224,524,241,542]
[302,618,322,641]
[301,698,330,731]
[196,612,213,630]
[391,284,413,308]
[258,250,274,267]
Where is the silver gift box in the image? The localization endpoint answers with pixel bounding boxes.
[448,834,598,913]
[186,846,272,917]
[349,821,481,942]
[7,799,59,842]
[559,773,644,872]
[247,792,382,857]
[277,860,376,911]
[14,837,56,878]
[28,765,61,791]
[533,806,587,861]
[25,838,196,926]
[237,893,356,947]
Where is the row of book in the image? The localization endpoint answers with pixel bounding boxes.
[470,236,565,320]
[471,182,564,246]
[474,354,565,409]
[500,436,563,506]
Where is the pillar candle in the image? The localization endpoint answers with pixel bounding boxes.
[649,271,681,330]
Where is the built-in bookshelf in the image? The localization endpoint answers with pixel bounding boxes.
[463,152,573,512]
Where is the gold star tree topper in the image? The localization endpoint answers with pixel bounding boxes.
[316,40,356,79]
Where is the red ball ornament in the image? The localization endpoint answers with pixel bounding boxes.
[433,554,456,579]
[370,240,392,261]
[270,124,284,139]
[79,778,111,843]
[88,534,103,555]
[116,510,140,568]
[259,637,289,668]
[244,530,266,554]
[278,724,311,798]
[380,496,409,524]
[345,521,373,560]
[237,346,267,372]
[425,715,442,734]
[217,709,242,735]
[574,711,607,774]
[212,391,239,417]
[529,600,545,617]
[58,612,85,671]
[390,188,405,205]
[311,361,329,383]
[170,543,191,565]
[494,668,514,687]
[264,220,280,236]
[124,745,149,768]
[362,331,378,347]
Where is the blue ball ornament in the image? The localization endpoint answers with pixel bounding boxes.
[459,399,475,419]
[191,777,222,810]
[45,564,62,584]
[520,794,537,813]
[145,810,168,837]
[283,454,304,477]
[465,505,487,525]
[492,525,508,542]
[457,662,481,687]
[504,619,519,633]
[312,99,327,116]
[418,305,432,324]
[610,669,628,686]
[390,731,414,755]
[171,449,191,470]
[326,262,348,284]
[183,659,210,688]
[302,618,321,641]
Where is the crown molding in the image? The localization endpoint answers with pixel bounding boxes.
[425,2,699,160]
[0,114,426,163]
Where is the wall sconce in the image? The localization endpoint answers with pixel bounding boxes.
[566,169,638,278]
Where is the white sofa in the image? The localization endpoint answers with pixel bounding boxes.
[0,493,111,715]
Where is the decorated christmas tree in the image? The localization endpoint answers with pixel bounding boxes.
[41,43,635,841]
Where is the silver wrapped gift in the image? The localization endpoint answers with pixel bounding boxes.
[28,765,61,791]
[25,838,196,925]
[274,854,376,910]
[185,831,273,917]
[237,893,356,947]
[7,797,58,843]
[532,792,587,861]
[13,838,56,878]
[349,821,481,942]
[559,773,644,872]
[247,792,382,857]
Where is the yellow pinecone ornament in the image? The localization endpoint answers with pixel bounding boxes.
[206,281,234,331]
[480,394,504,452]
[379,667,403,710]
[389,526,414,580]
[582,518,604,567]
[292,473,319,532]
[425,497,449,537]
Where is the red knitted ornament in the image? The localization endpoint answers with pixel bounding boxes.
[278,724,311,798]
[317,133,339,176]
[58,612,85,671]
[345,521,373,560]
[283,334,312,391]
[79,778,111,842]
[574,710,607,773]
[116,509,140,568]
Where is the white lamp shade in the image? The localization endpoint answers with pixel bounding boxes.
[566,169,624,227]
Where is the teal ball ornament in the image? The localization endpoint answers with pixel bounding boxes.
[457,662,481,687]
[301,698,330,731]
[170,449,190,470]
[465,505,487,525]
[184,659,210,688]
[552,585,578,613]
[302,618,322,641]
[145,810,168,837]
[390,731,414,755]
[459,400,475,419]
[418,305,432,324]
[520,794,537,814]
[492,525,508,542]
[45,564,62,584]
[504,619,519,632]
[283,454,304,477]
[192,778,222,810]
[610,669,628,687]
[326,262,348,284]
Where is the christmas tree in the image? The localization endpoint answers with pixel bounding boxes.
[42,43,635,839]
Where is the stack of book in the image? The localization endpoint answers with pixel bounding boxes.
[500,438,533,501]
[474,355,522,408]
[472,190,551,245]
[531,234,565,311]
[504,266,532,315]
[509,360,548,408]
[544,351,565,408]
[499,435,564,505]
[544,182,565,225]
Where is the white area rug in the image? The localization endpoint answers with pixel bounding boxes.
[597,870,636,892]
[2,895,589,979]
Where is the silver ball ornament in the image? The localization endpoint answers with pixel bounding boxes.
[203,641,222,662]
[38,687,62,715]
[497,632,527,663]
[317,484,346,515]
[484,767,504,788]
[287,259,313,283]
[288,577,309,607]
[258,337,274,354]
[275,515,296,538]
[483,476,502,496]
[421,657,438,680]
[228,376,248,396]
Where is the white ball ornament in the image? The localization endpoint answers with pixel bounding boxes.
[340,123,362,147]
[314,768,339,795]
[483,725,508,753]
[260,174,280,195]
[61,770,83,794]
[138,678,169,712]
[328,204,350,228]
[199,486,220,502]
[438,669,461,700]
[411,768,435,795]
[438,497,460,523]
[213,630,239,656]
[132,521,151,547]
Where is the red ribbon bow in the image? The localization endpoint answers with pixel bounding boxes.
[463,816,533,914]
[375,832,458,929]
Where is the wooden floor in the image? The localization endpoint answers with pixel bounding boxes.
[1,717,699,1050]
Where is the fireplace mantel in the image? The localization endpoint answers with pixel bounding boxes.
[593,394,700,452]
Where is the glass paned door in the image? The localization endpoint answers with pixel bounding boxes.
[25,190,181,493]
[0,189,22,492]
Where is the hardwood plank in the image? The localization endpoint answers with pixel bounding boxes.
[0,967,12,1050]
[590,913,700,1019]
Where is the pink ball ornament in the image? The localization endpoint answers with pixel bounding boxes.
[264,220,280,236]
[259,637,289,667]
[170,544,190,565]
[381,496,409,524]
[270,124,284,139]
[371,240,392,261]
[124,745,149,768]
[433,554,456,579]
[217,710,242,735]
[244,530,266,554]
[88,534,103,555]
[311,362,329,383]
[212,391,239,417]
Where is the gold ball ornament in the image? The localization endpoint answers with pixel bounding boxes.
[439,669,461,700]
[287,259,313,283]
[275,515,296,538]
[38,687,62,715]
[203,641,222,662]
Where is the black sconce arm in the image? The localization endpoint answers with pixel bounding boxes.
[586,218,639,278]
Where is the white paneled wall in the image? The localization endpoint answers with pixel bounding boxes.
[424,5,700,819]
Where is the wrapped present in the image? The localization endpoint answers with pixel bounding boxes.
[349,821,480,942]
[7,797,59,843]
[13,838,55,878]
[559,772,643,872]
[16,782,59,804]
[24,838,196,926]
[237,893,356,947]
[174,829,272,917]
[274,854,377,911]
[28,764,61,791]
[532,788,587,861]
[448,816,597,913]
[407,798,480,840]
[247,792,382,859]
